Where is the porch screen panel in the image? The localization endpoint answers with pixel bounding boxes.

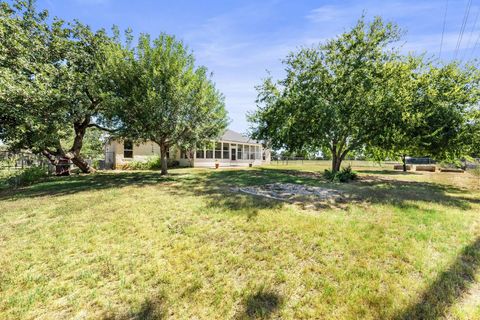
[255,146,260,159]
[215,142,222,159]
[250,146,255,160]
[243,145,248,160]
[237,144,242,160]
[196,146,204,159]
[206,143,213,159]
[223,143,229,159]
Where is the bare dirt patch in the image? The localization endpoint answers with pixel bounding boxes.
[233,183,352,210]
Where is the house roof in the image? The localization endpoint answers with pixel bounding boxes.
[221,129,259,144]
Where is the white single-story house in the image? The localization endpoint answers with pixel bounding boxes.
[105,129,271,169]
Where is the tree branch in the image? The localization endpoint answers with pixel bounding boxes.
[87,123,118,133]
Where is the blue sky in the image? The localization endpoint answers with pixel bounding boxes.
[36,0,480,133]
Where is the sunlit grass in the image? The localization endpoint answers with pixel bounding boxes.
[1,165,479,319]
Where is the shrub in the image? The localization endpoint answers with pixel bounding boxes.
[323,165,358,182]
[121,156,178,171]
[6,166,49,188]
[438,160,463,169]
[92,159,101,170]
[167,159,180,168]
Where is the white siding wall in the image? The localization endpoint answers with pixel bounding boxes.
[105,139,271,169]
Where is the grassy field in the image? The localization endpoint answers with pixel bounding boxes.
[1,164,479,319]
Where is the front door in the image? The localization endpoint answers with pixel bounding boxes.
[231,148,236,161]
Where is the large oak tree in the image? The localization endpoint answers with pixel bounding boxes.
[249,17,402,171]
[0,0,116,173]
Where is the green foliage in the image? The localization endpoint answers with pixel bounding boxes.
[121,156,179,171]
[371,60,480,162]
[6,166,49,188]
[323,165,358,182]
[438,160,464,169]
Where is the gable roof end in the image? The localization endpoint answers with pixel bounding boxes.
[221,129,259,144]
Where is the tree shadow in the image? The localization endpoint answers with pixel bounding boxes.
[103,295,167,320]
[351,177,473,210]
[394,237,480,319]
[192,168,476,212]
[0,171,177,201]
[356,169,420,175]
[237,289,283,319]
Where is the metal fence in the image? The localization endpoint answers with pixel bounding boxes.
[270,157,480,169]
[0,151,51,170]
[0,150,111,171]
[271,158,398,167]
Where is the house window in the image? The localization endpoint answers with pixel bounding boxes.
[215,142,222,159]
[181,149,187,159]
[237,144,242,160]
[206,143,213,159]
[124,140,133,158]
[196,147,204,159]
[243,145,248,160]
[250,146,255,160]
[223,143,229,159]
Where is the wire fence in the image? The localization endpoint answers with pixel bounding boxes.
[0,151,111,172]
[0,151,51,171]
[270,157,480,169]
[271,158,398,167]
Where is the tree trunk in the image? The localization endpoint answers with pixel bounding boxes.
[67,116,95,174]
[401,154,407,172]
[71,155,94,173]
[160,143,168,175]
[331,148,348,172]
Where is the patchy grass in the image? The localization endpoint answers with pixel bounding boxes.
[1,165,479,319]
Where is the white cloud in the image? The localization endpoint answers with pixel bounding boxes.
[73,0,110,5]
[306,5,348,23]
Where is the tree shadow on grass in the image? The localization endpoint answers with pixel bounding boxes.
[394,237,480,319]
[356,169,421,175]
[236,289,283,319]
[191,168,477,212]
[103,295,167,320]
[350,177,474,210]
[0,171,177,201]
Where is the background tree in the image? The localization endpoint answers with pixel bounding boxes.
[0,0,116,173]
[249,17,402,172]
[105,33,228,175]
[369,60,480,170]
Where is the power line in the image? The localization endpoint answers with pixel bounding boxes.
[454,0,473,59]
[472,29,480,57]
[440,0,449,58]
[462,5,480,61]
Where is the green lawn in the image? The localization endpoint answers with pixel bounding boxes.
[1,165,479,319]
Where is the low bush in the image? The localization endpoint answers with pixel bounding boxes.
[122,156,179,170]
[323,165,358,182]
[6,166,49,188]
[438,160,464,169]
